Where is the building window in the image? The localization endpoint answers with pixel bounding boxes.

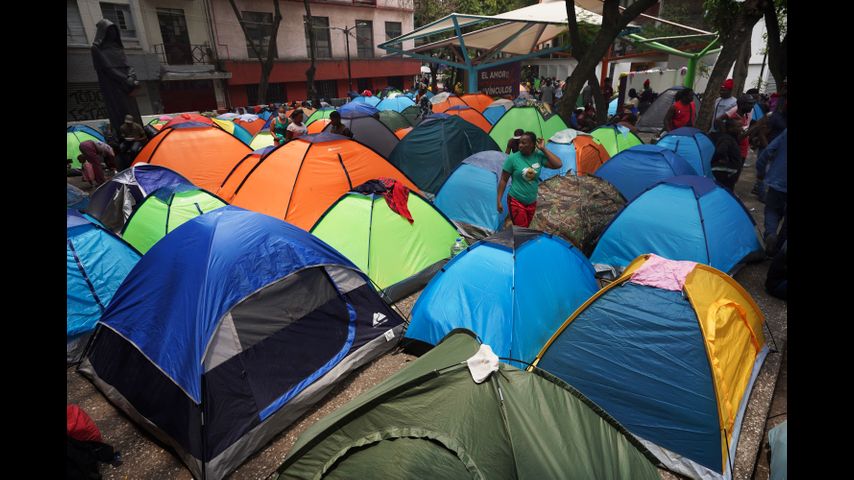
[387,76,404,90]
[246,83,286,105]
[385,21,401,42]
[100,2,137,39]
[356,21,373,58]
[315,80,338,100]
[242,11,277,59]
[305,16,332,59]
[67,0,88,45]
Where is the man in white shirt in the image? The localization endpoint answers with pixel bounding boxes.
[710,78,737,132]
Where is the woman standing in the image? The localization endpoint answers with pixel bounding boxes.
[497,132,562,227]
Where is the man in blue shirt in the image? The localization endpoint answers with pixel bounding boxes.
[756,128,787,256]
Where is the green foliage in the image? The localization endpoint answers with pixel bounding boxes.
[703,0,743,36]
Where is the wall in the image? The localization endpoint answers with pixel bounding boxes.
[138,0,211,52]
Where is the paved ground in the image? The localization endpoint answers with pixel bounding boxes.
[67,142,786,479]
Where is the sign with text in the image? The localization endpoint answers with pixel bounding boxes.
[477,62,520,98]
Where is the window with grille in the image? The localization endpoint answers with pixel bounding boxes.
[100,2,137,39]
[246,83,287,105]
[67,0,87,45]
[304,16,332,59]
[242,11,277,59]
[385,21,401,42]
[356,21,373,58]
[315,80,338,100]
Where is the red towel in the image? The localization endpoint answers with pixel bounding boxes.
[379,177,413,224]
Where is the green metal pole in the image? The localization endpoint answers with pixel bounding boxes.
[684,55,698,88]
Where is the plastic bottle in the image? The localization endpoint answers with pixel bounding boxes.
[451,237,465,257]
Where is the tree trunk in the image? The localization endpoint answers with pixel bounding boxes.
[557,0,659,124]
[695,0,767,130]
[763,0,786,89]
[227,0,281,105]
[304,0,318,106]
[429,62,439,92]
[732,37,751,96]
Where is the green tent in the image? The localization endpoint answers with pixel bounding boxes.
[306,108,335,126]
[488,106,568,153]
[121,185,227,254]
[590,125,644,156]
[311,189,464,302]
[377,110,411,132]
[250,130,275,150]
[276,330,661,480]
[67,131,101,168]
[400,105,422,126]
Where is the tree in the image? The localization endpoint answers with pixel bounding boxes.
[304,0,319,106]
[227,0,282,105]
[557,0,660,123]
[564,3,608,123]
[763,0,787,89]
[694,0,768,131]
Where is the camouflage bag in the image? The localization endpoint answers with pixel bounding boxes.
[528,175,625,256]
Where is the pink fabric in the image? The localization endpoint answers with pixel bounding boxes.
[629,254,697,291]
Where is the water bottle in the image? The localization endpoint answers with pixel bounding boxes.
[450,237,464,257]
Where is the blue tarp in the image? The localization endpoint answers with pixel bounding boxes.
[537,282,722,472]
[656,127,715,178]
[97,206,358,403]
[591,176,762,273]
[406,229,597,365]
[376,96,415,113]
[350,96,380,107]
[594,144,698,201]
[434,151,510,235]
[339,102,380,118]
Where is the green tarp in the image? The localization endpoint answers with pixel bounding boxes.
[488,107,568,153]
[311,191,462,302]
[121,186,227,254]
[277,330,660,480]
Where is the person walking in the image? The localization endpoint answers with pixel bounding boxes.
[756,128,787,256]
[496,132,562,227]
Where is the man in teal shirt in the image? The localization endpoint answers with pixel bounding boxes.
[497,131,562,227]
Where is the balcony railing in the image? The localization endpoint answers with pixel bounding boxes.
[153,43,215,65]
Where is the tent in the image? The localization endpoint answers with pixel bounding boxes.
[378,86,403,99]
[656,127,715,178]
[636,86,702,134]
[67,209,140,363]
[400,105,422,126]
[163,112,214,128]
[430,93,468,113]
[594,144,698,201]
[67,130,102,168]
[444,105,492,132]
[350,95,380,107]
[276,329,660,480]
[590,125,645,156]
[305,107,335,125]
[67,183,89,211]
[86,163,193,233]
[608,97,618,116]
[234,116,266,136]
[460,93,494,112]
[325,104,399,159]
[306,119,330,134]
[388,114,500,194]
[540,128,610,180]
[377,110,412,132]
[311,189,463,302]
[67,125,105,142]
[218,133,418,230]
[133,123,252,191]
[534,253,768,480]
[121,184,228,254]
[488,106,568,152]
[530,175,626,256]
[434,150,510,240]
[250,130,276,150]
[590,176,764,274]
[407,227,598,366]
[211,118,253,146]
[483,98,514,125]
[376,96,415,113]
[79,207,405,480]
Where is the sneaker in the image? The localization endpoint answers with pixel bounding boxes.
[765,233,778,257]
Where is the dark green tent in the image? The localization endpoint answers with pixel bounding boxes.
[276,330,661,480]
[388,114,500,194]
[400,105,422,126]
[377,110,412,133]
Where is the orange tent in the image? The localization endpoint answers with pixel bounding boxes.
[163,113,213,128]
[133,124,252,191]
[432,95,467,113]
[460,93,494,113]
[307,119,331,134]
[443,106,492,133]
[574,135,611,175]
[394,127,413,139]
[235,117,267,136]
[219,133,419,230]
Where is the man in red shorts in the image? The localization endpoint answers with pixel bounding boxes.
[496,131,562,227]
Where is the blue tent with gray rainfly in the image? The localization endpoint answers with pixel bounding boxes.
[594,144,698,201]
[655,127,715,178]
[78,206,405,480]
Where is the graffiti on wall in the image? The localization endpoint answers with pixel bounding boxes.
[67,83,109,121]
